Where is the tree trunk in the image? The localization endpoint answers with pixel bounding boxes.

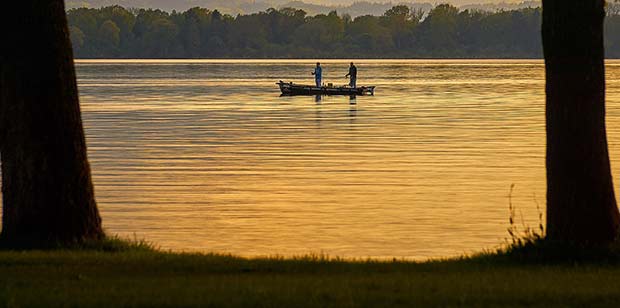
[543,0,620,244]
[0,1,104,246]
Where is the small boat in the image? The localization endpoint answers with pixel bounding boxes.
[277,81,375,96]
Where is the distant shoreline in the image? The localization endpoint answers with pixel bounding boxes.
[71,58,620,61]
[68,5,549,59]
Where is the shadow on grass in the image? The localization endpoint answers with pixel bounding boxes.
[472,236,620,265]
[1,231,620,267]
[0,235,155,252]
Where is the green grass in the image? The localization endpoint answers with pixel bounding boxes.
[1,238,620,307]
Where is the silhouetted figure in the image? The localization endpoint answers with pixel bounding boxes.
[543,0,620,244]
[345,62,357,88]
[312,62,322,87]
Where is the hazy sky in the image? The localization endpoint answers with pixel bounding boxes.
[71,0,534,5]
[267,0,527,4]
[385,0,524,3]
[286,0,536,7]
[66,0,539,13]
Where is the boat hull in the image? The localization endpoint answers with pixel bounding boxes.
[277,81,375,96]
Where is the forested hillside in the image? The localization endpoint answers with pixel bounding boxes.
[66,4,620,58]
[66,1,539,17]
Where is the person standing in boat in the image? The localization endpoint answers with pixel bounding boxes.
[345,62,357,88]
[312,62,322,87]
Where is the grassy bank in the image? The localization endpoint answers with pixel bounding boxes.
[1,241,620,307]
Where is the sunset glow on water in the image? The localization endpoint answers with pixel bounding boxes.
[54,59,620,258]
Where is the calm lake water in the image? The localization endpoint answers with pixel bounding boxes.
[37,60,620,258]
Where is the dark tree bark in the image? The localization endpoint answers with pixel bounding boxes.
[543,0,620,244]
[0,1,104,246]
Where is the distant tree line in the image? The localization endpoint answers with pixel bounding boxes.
[67,4,620,58]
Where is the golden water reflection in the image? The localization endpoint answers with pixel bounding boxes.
[14,60,620,259]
